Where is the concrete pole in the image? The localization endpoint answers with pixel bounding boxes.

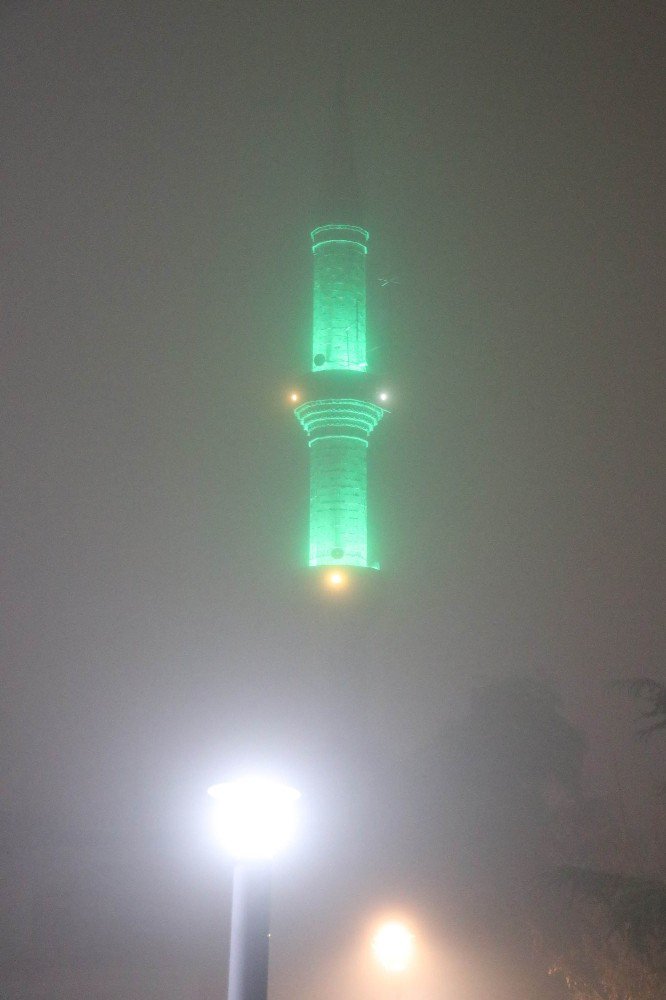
[227,862,271,1000]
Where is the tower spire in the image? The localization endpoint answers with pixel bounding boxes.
[316,62,361,225]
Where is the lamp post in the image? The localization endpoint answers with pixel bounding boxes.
[372,920,415,999]
[208,777,300,1000]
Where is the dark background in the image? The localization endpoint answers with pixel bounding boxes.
[2,2,664,997]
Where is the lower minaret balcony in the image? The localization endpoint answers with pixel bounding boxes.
[294,398,385,443]
[295,398,385,569]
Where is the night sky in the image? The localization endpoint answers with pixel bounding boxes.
[2,2,664,998]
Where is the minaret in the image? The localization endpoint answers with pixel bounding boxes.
[293,86,388,584]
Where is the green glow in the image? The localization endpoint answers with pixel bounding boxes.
[311,224,368,372]
[308,434,368,447]
[295,219,387,571]
[308,436,369,567]
[295,399,384,439]
[311,238,368,255]
[310,224,370,241]
[296,398,384,568]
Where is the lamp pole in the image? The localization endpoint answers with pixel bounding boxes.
[207,778,300,1000]
[227,862,271,1000]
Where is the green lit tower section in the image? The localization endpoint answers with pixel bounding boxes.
[294,220,387,572]
[311,223,368,372]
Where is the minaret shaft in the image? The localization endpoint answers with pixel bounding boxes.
[311,225,368,373]
[295,224,386,571]
[309,436,368,567]
[294,97,387,573]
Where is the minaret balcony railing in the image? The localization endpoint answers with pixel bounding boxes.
[295,398,385,444]
[310,224,369,255]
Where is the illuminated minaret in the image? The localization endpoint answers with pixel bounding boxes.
[293,89,388,583]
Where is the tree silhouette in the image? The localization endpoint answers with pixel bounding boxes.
[536,681,666,999]
[625,678,666,740]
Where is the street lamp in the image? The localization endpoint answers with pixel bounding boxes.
[208,777,300,1000]
[372,920,415,974]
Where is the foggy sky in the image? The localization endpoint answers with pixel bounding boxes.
[2,2,664,998]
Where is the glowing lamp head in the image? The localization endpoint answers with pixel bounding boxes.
[378,391,389,403]
[207,777,300,860]
[372,921,414,974]
[290,392,300,403]
[326,569,347,590]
